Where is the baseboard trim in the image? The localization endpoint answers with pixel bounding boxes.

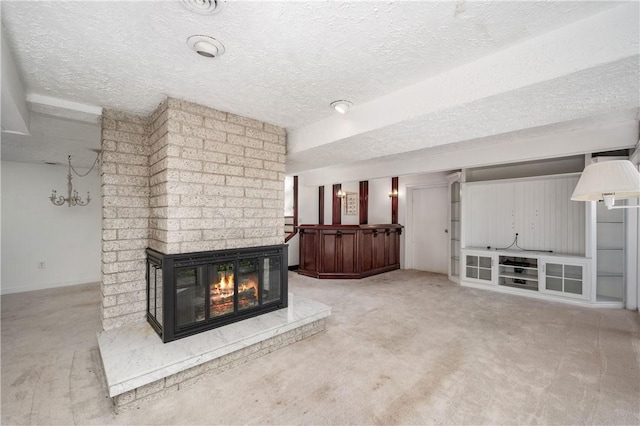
[1,277,101,295]
[288,265,299,271]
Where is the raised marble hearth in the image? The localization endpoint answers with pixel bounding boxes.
[97,293,331,412]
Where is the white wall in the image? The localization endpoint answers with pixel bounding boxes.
[368,177,392,224]
[340,181,359,225]
[288,175,319,266]
[298,177,319,225]
[629,145,640,311]
[284,175,294,216]
[1,161,101,294]
[286,233,299,268]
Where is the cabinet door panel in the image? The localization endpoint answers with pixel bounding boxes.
[546,277,562,291]
[543,261,586,299]
[360,231,373,271]
[340,232,357,273]
[466,266,478,279]
[373,233,386,269]
[387,231,400,265]
[478,268,492,281]
[321,233,337,272]
[300,231,317,271]
[565,279,582,294]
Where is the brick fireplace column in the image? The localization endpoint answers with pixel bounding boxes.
[100,98,287,331]
[101,111,151,330]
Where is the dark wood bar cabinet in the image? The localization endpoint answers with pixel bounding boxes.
[297,224,403,279]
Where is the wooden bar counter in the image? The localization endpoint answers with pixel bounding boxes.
[297,224,403,279]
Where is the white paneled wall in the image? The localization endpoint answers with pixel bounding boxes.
[465,181,514,249]
[464,174,584,255]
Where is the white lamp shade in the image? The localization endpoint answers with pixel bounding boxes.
[571,160,640,201]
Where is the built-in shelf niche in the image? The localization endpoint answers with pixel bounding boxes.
[499,256,538,291]
[450,180,461,280]
[596,202,625,302]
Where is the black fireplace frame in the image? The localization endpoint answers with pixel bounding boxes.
[146,244,288,343]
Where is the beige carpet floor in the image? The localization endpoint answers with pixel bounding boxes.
[2,270,639,425]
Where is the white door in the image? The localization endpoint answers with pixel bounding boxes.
[411,186,449,273]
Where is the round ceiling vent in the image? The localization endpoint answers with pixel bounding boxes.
[181,0,227,15]
[187,35,225,58]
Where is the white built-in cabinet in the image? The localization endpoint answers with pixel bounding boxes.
[459,173,604,307]
[462,249,591,303]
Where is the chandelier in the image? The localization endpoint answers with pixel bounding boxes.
[49,153,100,207]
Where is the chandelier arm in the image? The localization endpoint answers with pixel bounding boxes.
[75,191,91,206]
[50,193,67,206]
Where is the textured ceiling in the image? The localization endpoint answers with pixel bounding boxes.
[1,112,101,168]
[0,1,638,172]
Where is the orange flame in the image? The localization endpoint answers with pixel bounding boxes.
[219,274,234,290]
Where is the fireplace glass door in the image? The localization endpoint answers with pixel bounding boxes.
[176,267,206,328]
[147,261,163,327]
[210,262,235,318]
[237,259,259,311]
[262,256,282,304]
[147,244,288,342]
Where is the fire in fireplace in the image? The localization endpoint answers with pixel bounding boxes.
[210,260,260,315]
[147,245,288,343]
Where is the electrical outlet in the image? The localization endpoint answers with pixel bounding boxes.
[37,261,46,269]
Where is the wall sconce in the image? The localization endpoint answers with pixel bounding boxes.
[571,160,640,209]
[337,189,347,199]
[388,189,398,198]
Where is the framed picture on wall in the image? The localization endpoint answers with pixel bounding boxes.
[345,192,358,215]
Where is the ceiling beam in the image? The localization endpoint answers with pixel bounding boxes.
[287,3,640,173]
[296,117,639,187]
[1,32,30,135]
[27,94,102,124]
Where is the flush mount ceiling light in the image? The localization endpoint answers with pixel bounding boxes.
[181,0,227,15]
[571,160,640,209]
[187,35,225,58]
[330,100,353,114]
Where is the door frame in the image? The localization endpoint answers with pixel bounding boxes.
[405,183,449,271]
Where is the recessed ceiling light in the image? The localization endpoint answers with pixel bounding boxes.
[187,35,225,58]
[330,100,353,114]
[181,0,227,15]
